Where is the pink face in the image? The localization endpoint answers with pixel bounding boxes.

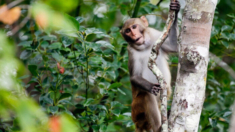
[124,24,144,45]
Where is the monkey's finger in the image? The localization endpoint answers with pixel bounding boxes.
[153,86,162,91]
[170,2,180,8]
[170,4,180,8]
[154,83,161,87]
[151,90,158,96]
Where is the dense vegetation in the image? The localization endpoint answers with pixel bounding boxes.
[0,0,235,132]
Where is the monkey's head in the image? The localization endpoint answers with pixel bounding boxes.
[120,16,149,46]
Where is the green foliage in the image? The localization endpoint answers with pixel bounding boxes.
[1,0,235,132]
[0,32,79,132]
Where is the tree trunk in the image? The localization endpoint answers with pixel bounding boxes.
[168,0,218,131]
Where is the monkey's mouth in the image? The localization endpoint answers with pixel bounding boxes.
[135,37,142,43]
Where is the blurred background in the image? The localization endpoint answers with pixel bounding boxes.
[0,0,235,132]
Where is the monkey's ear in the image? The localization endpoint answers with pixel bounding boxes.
[140,16,149,27]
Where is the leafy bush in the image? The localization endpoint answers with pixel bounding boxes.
[1,0,235,132]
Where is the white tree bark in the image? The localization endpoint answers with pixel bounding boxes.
[168,0,218,131]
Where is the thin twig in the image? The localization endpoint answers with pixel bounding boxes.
[148,0,176,131]
[156,0,164,6]
[9,7,30,36]
[209,53,235,80]
[7,0,23,9]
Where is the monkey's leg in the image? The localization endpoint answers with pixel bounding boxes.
[147,129,153,132]
[146,96,161,132]
[135,128,144,132]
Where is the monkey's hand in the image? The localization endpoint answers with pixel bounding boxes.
[150,84,162,96]
[170,0,180,13]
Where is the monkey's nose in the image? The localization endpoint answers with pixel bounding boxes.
[131,30,136,36]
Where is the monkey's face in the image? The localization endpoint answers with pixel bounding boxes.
[123,24,144,45]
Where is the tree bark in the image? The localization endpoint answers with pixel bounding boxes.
[168,0,218,131]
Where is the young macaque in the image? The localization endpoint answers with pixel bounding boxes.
[120,1,180,132]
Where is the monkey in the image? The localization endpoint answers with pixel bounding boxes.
[120,1,180,132]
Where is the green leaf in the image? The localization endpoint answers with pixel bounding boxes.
[31,41,39,49]
[96,40,114,50]
[51,52,64,61]
[97,105,107,112]
[111,101,123,108]
[49,106,58,114]
[122,112,131,117]
[223,111,232,117]
[76,61,85,67]
[48,42,62,49]
[106,70,116,80]
[84,98,94,106]
[111,109,120,116]
[85,28,103,35]
[99,111,106,117]
[108,83,122,89]
[41,41,49,49]
[221,32,230,40]
[67,51,80,59]
[76,96,85,100]
[61,36,74,47]
[76,16,84,23]
[227,14,235,19]
[100,124,107,131]
[221,40,229,48]
[55,29,79,38]
[229,33,235,41]
[45,0,78,12]
[125,120,134,127]
[98,82,106,89]
[39,93,53,105]
[90,56,103,65]
[20,50,32,60]
[85,28,110,38]
[18,75,30,79]
[40,35,57,41]
[92,125,99,131]
[73,104,86,114]
[64,14,80,31]
[209,118,217,127]
[142,6,152,14]
[221,25,232,32]
[88,105,97,111]
[117,88,126,95]
[18,41,32,47]
[59,93,72,101]
[28,65,38,76]
[150,0,159,5]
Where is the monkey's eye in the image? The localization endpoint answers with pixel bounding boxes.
[132,24,137,29]
[125,28,131,33]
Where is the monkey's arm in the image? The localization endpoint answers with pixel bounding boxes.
[161,13,178,53]
[130,76,161,95]
[161,0,180,53]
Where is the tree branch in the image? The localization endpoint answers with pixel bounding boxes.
[209,53,235,80]
[156,0,164,6]
[148,0,176,131]
[132,0,141,18]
